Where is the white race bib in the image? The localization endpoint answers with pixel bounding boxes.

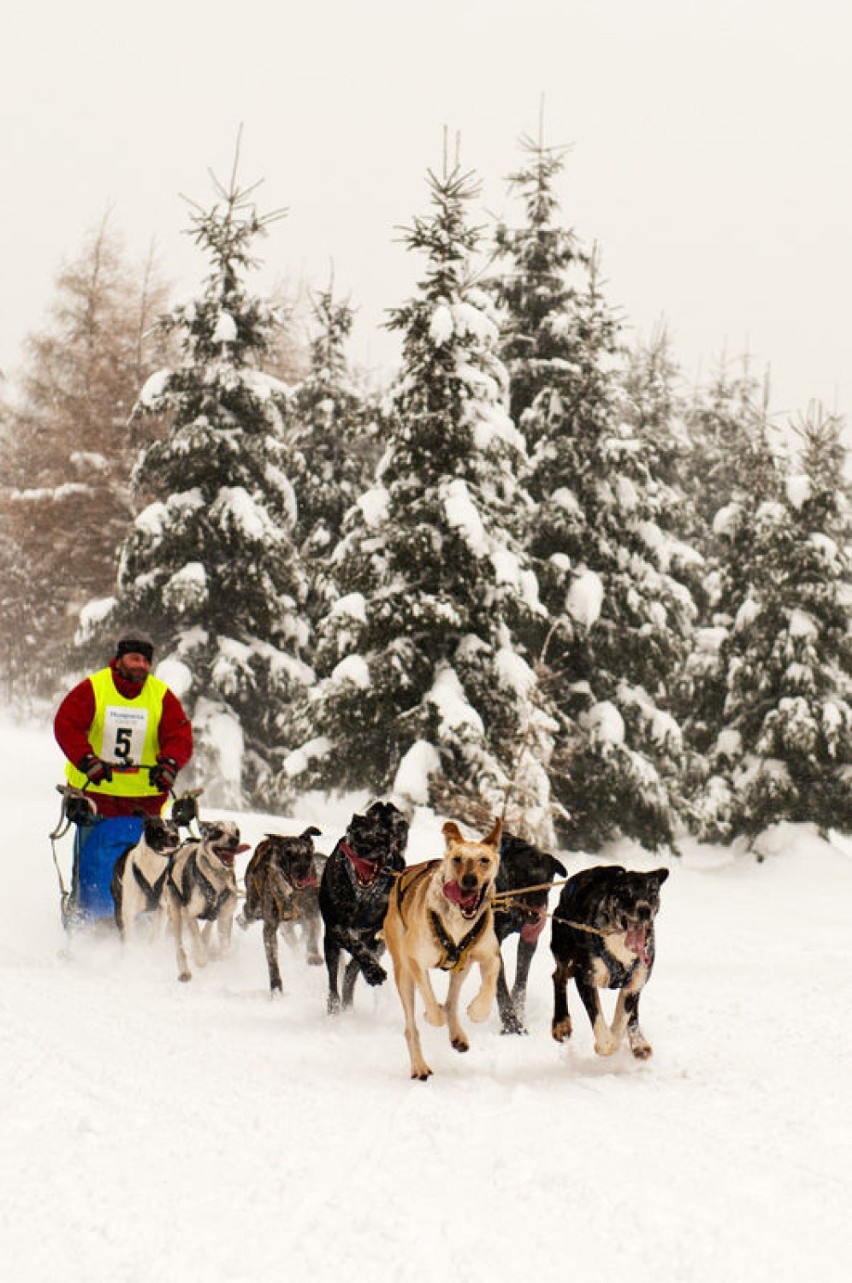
[102,705,150,765]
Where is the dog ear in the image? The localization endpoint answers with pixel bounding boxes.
[303,825,322,839]
[482,817,503,849]
[652,868,670,886]
[442,821,463,846]
[552,856,568,877]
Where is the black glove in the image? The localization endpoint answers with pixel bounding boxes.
[150,756,178,792]
[78,754,113,785]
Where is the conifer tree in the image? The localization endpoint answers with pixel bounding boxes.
[0,220,171,689]
[288,285,379,627]
[677,363,785,770]
[494,131,699,850]
[682,357,777,550]
[80,159,311,806]
[623,326,693,530]
[691,407,852,839]
[284,153,553,839]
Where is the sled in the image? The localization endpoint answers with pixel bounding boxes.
[49,789,141,928]
[69,814,146,925]
[50,782,204,930]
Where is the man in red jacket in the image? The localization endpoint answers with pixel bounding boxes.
[55,636,193,818]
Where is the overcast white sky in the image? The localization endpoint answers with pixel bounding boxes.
[2,0,850,432]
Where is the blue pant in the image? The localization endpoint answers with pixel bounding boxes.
[71,816,145,922]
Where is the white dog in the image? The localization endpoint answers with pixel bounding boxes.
[111,814,182,941]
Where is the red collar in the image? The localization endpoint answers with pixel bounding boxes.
[341,841,382,885]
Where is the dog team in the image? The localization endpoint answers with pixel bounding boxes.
[108,798,669,1080]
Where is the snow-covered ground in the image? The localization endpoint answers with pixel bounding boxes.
[2,709,851,1282]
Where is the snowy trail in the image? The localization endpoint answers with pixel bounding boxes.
[2,713,851,1281]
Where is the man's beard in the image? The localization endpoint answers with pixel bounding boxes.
[117,662,148,684]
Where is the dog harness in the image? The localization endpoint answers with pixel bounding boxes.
[131,855,172,914]
[585,931,645,988]
[428,909,489,972]
[170,849,233,921]
[394,862,490,972]
[393,860,439,915]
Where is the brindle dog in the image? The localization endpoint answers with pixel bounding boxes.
[238,826,324,993]
[319,801,409,1014]
[551,864,669,1059]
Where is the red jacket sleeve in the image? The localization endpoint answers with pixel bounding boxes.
[54,678,97,768]
[157,688,193,769]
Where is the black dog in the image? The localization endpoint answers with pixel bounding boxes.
[237,826,324,993]
[494,833,567,1034]
[551,865,669,1059]
[319,800,409,1014]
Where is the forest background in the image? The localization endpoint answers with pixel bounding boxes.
[1,0,850,859]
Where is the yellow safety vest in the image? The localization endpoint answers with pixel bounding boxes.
[65,667,168,798]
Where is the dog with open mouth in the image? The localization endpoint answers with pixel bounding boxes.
[383,817,502,1080]
[111,814,183,941]
[319,801,409,1014]
[237,826,324,992]
[550,864,669,1059]
[494,833,567,1035]
[165,819,249,983]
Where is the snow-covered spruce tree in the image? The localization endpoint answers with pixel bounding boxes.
[681,356,777,553]
[493,133,587,438]
[493,131,699,850]
[622,325,694,534]
[283,158,554,841]
[79,168,312,806]
[288,285,380,628]
[691,407,852,840]
[677,374,780,780]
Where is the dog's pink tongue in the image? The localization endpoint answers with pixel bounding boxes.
[443,881,477,913]
[625,924,651,964]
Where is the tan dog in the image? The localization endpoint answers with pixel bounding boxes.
[165,820,248,983]
[383,817,502,1080]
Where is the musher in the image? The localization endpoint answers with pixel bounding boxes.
[53,635,193,923]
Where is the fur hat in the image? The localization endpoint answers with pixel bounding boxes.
[115,637,154,663]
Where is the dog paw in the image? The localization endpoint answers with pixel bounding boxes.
[451,1036,469,1054]
[411,1065,433,1081]
[467,998,491,1023]
[178,971,192,983]
[307,953,323,966]
[630,1041,653,1060]
[552,1017,573,1043]
[327,995,341,1015]
[594,1034,619,1056]
[362,962,387,986]
[500,1020,528,1036]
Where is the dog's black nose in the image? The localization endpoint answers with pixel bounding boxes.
[461,873,478,890]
